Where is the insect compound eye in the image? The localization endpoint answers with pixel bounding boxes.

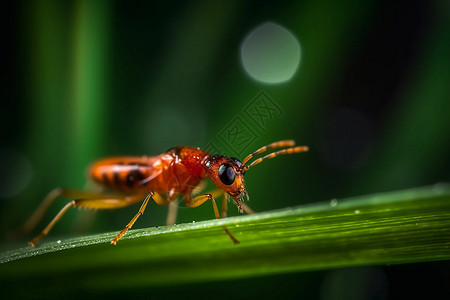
[218,163,236,185]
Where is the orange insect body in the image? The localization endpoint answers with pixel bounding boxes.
[89,146,208,197]
[24,140,308,246]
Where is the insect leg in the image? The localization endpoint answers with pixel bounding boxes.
[111,191,168,245]
[187,194,220,217]
[166,201,178,225]
[20,188,111,236]
[241,203,255,215]
[194,189,255,218]
[204,189,228,218]
[165,188,179,225]
[221,191,228,218]
[189,185,229,218]
[28,192,145,246]
[28,200,75,246]
[187,193,240,244]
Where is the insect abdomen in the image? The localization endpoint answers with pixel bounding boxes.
[89,158,153,192]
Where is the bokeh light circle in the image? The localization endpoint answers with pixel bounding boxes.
[240,22,301,84]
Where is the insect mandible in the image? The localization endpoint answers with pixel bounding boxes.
[24,140,308,246]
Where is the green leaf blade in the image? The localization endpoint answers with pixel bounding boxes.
[1,185,449,293]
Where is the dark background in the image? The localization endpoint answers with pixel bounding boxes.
[2,0,449,298]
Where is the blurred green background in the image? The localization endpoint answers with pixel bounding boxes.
[2,0,449,298]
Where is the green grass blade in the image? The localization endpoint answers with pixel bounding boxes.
[1,185,449,292]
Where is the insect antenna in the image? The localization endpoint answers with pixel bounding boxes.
[239,140,308,173]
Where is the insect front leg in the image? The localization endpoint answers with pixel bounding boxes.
[190,183,230,218]
[202,189,255,218]
[199,189,228,218]
[186,193,239,244]
[241,203,255,215]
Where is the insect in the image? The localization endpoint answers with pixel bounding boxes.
[24,140,308,246]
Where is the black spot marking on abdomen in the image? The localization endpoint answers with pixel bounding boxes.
[125,167,145,189]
